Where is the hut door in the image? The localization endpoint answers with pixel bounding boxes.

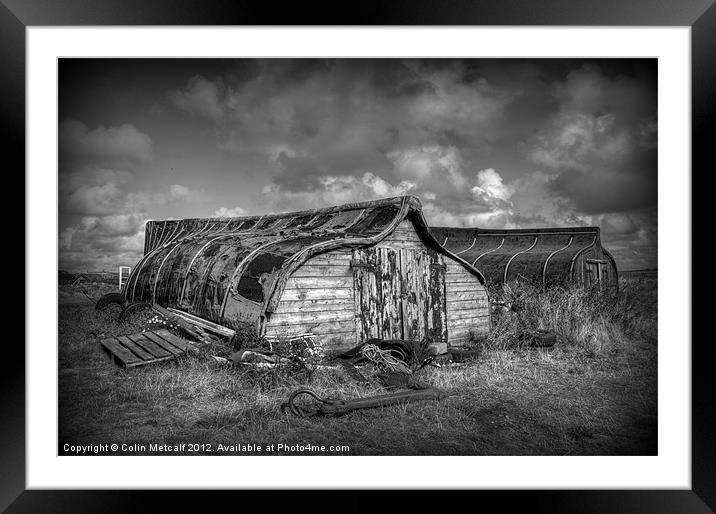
[586,259,608,288]
[399,249,447,343]
[352,247,404,341]
[352,247,447,343]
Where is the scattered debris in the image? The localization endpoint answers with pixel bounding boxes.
[151,304,215,344]
[337,338,414,362]
[427,342,448,356]
[229,349,277,365]
[359,344,411,374]
[166,307,236,339]
[208,355,230,367]
[282,387,448,417]
[100,328,196,368]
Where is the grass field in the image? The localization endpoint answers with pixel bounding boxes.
[58,276,657,456]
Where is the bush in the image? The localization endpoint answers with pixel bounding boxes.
[475,277,657,356]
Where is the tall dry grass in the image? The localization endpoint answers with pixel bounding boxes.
[477,277,657,356]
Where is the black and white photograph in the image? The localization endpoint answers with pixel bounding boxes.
[57,57,658,456]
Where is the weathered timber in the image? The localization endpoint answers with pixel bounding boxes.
[100,329,194,368]
[274,299,355,313]
[279,288,353,301]
[100,337,143,367]
[114,335,154,361]
[125,333,173,358]
[166,307,236,338]
[431,225,618,289]
[268,310,355,325]
[151,303,208,342]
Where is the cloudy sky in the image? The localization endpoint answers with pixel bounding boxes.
[59,58,657,272]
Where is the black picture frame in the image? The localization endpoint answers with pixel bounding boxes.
[6,0,712,511]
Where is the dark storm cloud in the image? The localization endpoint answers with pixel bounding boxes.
[527,63,657,213]
[58,116,208,271]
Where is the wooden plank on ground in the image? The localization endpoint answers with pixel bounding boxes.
[152,303,206,342]
[126,333,174,358]
[115,335,155,361]
[100,329,193,368]
[151,329,194,353]
[141,331,184,356]
[165,307,236,338]
[100,337,143,367]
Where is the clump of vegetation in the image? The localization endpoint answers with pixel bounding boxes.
[476,277,657,356]
[227,320,265,351]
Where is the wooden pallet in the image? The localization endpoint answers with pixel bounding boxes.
[100,329,194,368]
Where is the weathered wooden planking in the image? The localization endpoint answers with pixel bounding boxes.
[446,298,489,310]
[447,317,491,331]
[265,319,356,336]
[139,331,183,356]
[115,335,155,361]
[165,307,236,338]
[151,303,206,342]
[280,287,353,301]
[274,299,354,313]
[100,329,194,368]
[290,265,352,278]
[125,333,174,358]
[447,316,490,330]
[283,276,354,289]
[445,284,485,293]
[268,310,355,325]
[446,291,488,302]
[100,337,143,367]
[445,276,480,283]
[375,240,425,250]
[152,329,194,352]
[306,254,352,266]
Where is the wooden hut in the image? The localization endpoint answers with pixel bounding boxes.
[124,196,490,352]
[429,226,618,290]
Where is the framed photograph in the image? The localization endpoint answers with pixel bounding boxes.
[8,0,711,510]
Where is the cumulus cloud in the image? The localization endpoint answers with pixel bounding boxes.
[213,206,248,217]
[58,181,207,271]
[169,75,227,122]
[264,172,416,212]
[59,219,147,272]
[64,182,126,216]
[59,179,207,269]
[59,118,153,167]
[471,168,514,203]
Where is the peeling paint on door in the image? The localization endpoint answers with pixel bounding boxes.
[353,246,447,343]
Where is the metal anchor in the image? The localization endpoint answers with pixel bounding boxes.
[283,387,448,417]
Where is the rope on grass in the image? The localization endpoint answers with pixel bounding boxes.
[359,344,410,374]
